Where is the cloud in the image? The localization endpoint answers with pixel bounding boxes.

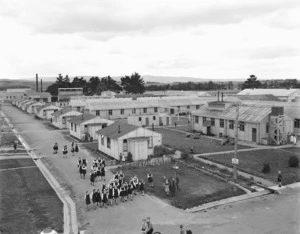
[228,46,300,60]
[2,0,298,38]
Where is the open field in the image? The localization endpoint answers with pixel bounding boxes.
[0,132,20,147]
[154,127,251,153]
[116,162,244,209]
[201,148,300,185]
[0,158,34,170]
[0,159,63,233]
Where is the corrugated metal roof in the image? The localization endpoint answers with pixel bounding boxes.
[51,107,74,117]
[237,89,299,97]
[68,113,96,124]
[36,103,61,112]
[96,122,139,139]
[87,97,214,110]
[194,105,271,123]
[284,107,300,119]
[225,95,280,102]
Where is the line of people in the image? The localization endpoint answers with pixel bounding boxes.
[84,171,145,210]
[53,142,79,158]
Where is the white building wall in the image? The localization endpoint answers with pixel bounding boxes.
[97,127,162,160]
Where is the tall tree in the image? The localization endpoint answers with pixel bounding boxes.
[121,72,145,94]
[242,75,261,90]
[86,76,101,95]
[101,76,122,93]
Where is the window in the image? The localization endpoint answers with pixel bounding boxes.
[96,110,100,116]
[148,137,153,148]
[77,107,80,111]
[211,118,215,126]
[139,117,142,122]
[195,116,199,123]
[295,119,300,128]
[109,110,112,115]
[71,123,73,130]
[196,105,200,110]
[154,107,158,113]
[132,108,136,114]
[239,121,245,131]
[101,135,104,145]
[121,109,124,115]
[107,137,111,149]
[187,105,190,109]
[143,108,147,113]
[229,120,234,129]
[220,119,224,128]
[123,139,128,151]
[153,116,156,120]
[203,117,206,124]
[266,123,269,133]
[74,124,77,132]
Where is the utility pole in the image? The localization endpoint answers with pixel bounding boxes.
[233,103,239,181]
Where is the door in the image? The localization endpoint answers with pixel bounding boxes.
[252,128,257,142]
[207,126,211,135]
[166,117,169,125]
[145,117,149,126]
[159,117,163,126]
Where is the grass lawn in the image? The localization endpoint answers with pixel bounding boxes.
[154,128,251,154]
[282,147,300,154]
[0,158,35,170]
[0,167,63,233]
[202,148,300,185]
[114,162,244,209]
[0,132,20,147]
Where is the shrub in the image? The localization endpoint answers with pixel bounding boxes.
[288,155,299,168]
[153,145,175,157]
[262,162,271,174]
[181,150,189,159]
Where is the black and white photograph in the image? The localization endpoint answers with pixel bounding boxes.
[0,0,299,233]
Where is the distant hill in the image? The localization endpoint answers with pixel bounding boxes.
[0,79,52,91]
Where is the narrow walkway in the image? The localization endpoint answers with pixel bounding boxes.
[194,157,276,187]
[0,165,37,172]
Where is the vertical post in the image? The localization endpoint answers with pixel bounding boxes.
[36,74,39,92]
[40,79,43,93]
[233,104,239,181]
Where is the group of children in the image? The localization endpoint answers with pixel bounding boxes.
[89,158,106,184]
[84,171,146,210]
[53,142,79,158]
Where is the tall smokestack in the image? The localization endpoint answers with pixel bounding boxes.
[217,90,219,101]
[40,79,43,93]
[221,92,224,102]
[36,74,39,92]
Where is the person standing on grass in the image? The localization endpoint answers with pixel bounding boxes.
[13,141,17,152]
[147,171,154,187]
[82,164,87,179]
[85,191,91,210]
[175,173,180,191]
[139,180,145,195]
[75,143,79,155]
[277,171,283,187]
[170,178,176,197]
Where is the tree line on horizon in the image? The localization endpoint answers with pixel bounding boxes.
[45,73,300,96]
[46,72,145,96]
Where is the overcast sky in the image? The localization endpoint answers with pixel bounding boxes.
[1,0,300,80]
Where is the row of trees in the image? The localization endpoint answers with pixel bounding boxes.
[46,73,300,96]
[46,73,145,96]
